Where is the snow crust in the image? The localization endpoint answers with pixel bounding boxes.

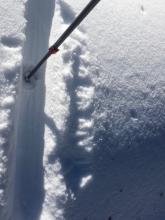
[1,0,165,219]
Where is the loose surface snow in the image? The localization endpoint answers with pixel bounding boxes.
[1,0,165,220]
[0,0,25,218]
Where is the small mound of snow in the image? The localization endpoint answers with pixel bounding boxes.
[79,119,93,130]
[0,123,9,132]
[80,175,93,188]
[1,96,14,108]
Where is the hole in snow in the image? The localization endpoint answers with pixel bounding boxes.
[48,154,56,164]
[130,109,138,120]
[140,4,146,15]
[119,188,123,193]
[1,35,22,48]
[141,5,144,12]
[160,192,164,197]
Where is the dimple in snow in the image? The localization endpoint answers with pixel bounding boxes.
[23,0,101,84]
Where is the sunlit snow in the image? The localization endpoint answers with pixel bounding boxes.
[1,0,165,220]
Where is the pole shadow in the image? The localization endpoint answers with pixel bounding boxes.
[45,45,94,196]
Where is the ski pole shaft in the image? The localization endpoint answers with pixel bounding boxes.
[51,0,101,49]
[25,52,50,80]
[25,0,101,82]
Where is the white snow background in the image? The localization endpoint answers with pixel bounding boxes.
[0,0,165,220]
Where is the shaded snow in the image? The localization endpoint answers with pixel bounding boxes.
[42,0,95,218]
[1,0,165,219]
[64,0,165,220]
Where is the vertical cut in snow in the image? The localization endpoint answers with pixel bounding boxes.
[12,0,55,219]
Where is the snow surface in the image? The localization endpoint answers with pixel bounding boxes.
[0,0,25,218]
[1,0,165,219]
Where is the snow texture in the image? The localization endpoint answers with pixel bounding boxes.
[0,0,26,218]
[0,0,165,220]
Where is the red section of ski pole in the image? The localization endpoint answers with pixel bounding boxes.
[48,47,59,55]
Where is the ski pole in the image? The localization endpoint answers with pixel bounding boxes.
[24,0,101,83]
